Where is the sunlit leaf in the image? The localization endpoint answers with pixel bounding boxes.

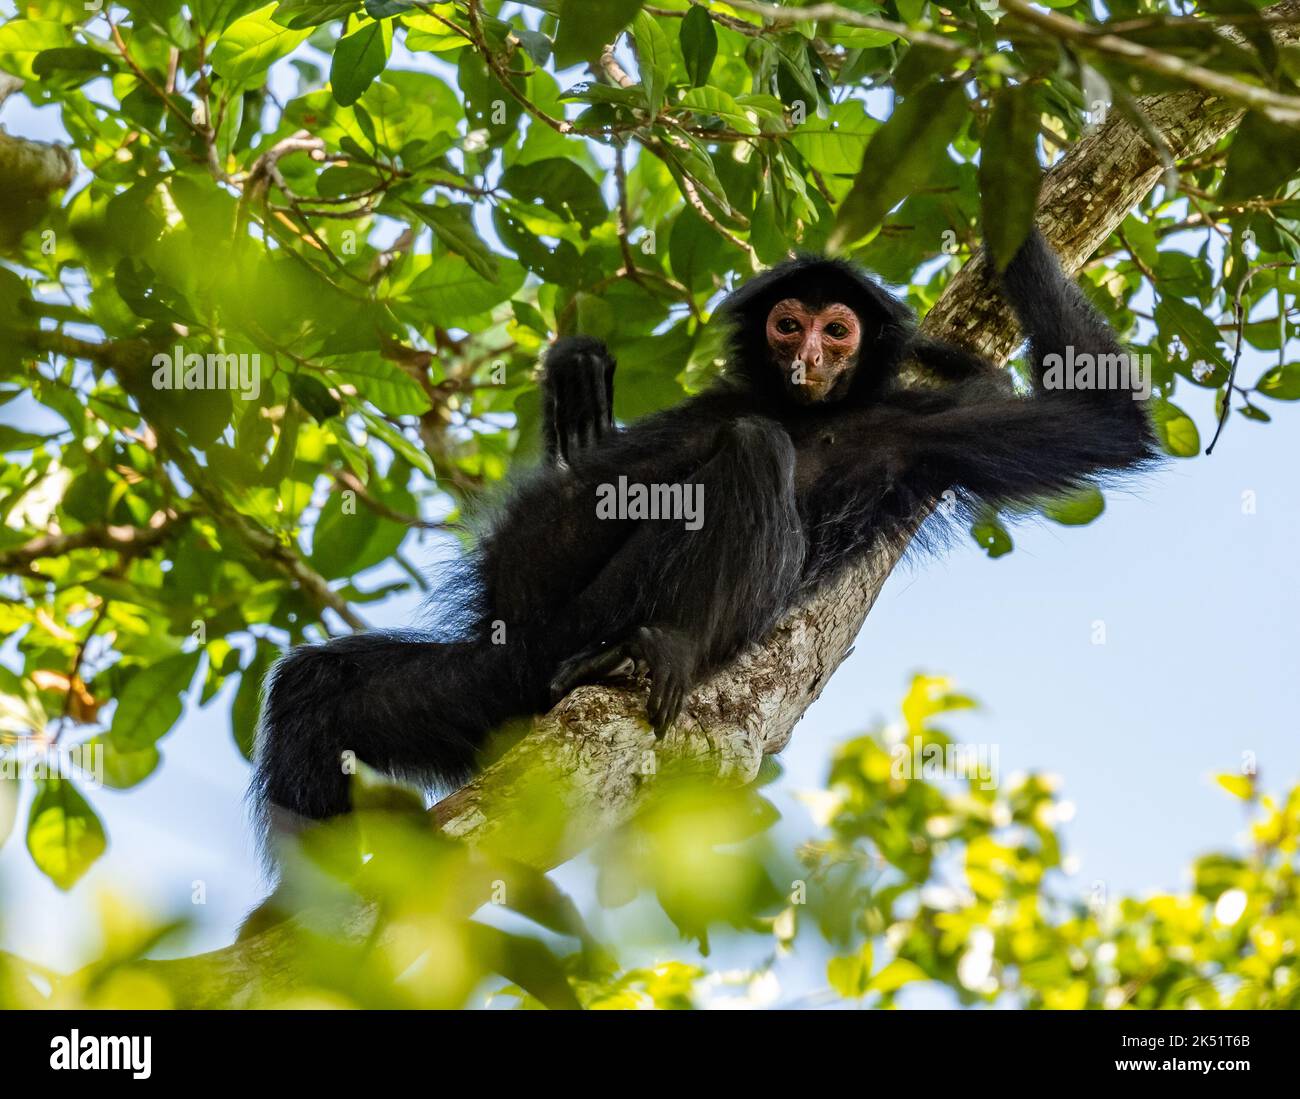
[26,779,107,890]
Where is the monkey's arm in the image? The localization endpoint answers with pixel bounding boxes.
[542,336,617,467]
[895,229,1157,507]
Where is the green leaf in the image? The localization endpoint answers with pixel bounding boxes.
[329,354,432,415]
[680,87,760,135]
[273,0,359,29]
[1041,485,1104,526]
[404,12,470,52]
[827,941,874,997]
[405,201,500,280]
[789,100,878,176]
[211,4,311,86]
[553,0,644,69]
[772,33,819,108]
[330,19,391,107]
[831,81,968,250]
[31,46,119,80]
[1151,399,1200,457]
[109,651,202,750]
[365,0,415,16]
[193,0,264,34]
[405,254,525,328]
[500,159,607,232]
[310,476,415,579]
[290,372,342,421]
[1255,361,1300,400]
[466,922,581,1010]
[0,20,70,80]
[669,207,728,291]
[970,514,1013,558]
[980,85,1043,271]
[679,4,717,87]
[867,957,928,994]
[86,735,161,790]
[824,23,899,48]
[632,10,671,118]
[26,779,107,890]
[359,411,436,477]
[1155,295,1227,374]
[0,425,52,452]
[1219,111,1300,203]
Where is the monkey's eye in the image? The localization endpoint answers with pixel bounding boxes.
[825,322,849,338]
[775,317,800,335]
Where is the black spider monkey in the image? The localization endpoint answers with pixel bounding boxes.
[250,228,1156,849]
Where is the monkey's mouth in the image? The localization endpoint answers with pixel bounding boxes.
[786,363,851,404]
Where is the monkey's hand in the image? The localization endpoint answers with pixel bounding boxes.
[542,335,616,467]
[548,626,696,737]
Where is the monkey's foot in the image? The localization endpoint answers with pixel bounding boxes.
[548,642,637,706]
[549,627,695,738]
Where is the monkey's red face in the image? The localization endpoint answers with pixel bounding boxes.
[766,298,863,404]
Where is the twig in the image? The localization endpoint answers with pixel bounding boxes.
[645,2,763,37]
[723,0,978,58]
[612,143,643,283]
[1207,261,1294,454]
[106,17,205,138]
[329,468,446,530]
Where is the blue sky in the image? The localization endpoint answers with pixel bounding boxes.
[0,20,1296,994]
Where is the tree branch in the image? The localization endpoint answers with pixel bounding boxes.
[0,512,185,573]
[0,75,77,251]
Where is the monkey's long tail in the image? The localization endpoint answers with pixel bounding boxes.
[249,630,522,865]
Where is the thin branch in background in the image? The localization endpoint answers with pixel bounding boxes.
[645,2,764,37]
[1116,226,1157,283]
[613,143,643,283]
[52,600,111,744]
[330,468,446,530]
[106,16,207,140]
[1207,261,1295,454]
[724,0,979,58]
[465,0,573,135]
[678,171,757,259]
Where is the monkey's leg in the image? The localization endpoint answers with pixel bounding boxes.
[550,416,806,733]
[542,335,616,466]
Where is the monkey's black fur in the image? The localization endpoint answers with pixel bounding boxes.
[250,230,1157,856]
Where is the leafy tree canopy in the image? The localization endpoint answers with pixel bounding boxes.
[0,0,1297,1004]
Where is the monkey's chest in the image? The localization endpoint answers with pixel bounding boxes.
[792,430,840,493]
